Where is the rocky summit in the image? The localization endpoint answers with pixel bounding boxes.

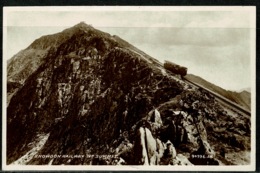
[7,22,251,166]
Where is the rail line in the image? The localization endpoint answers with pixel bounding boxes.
[183,76,251,118]
[139,56,251,118]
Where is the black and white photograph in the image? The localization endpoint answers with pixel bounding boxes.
[2,6,256,171]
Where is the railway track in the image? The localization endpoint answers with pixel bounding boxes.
[143,58,251,118]
[183,76,251,118]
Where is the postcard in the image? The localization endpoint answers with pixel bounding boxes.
[2,6,256,171]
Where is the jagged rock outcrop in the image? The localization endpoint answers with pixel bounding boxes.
[7,22,251,166]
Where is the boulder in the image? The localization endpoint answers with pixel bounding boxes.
[175,154,193,165]
[148,109,163,135]
[160,140,177,165]
[115,139,133,163]
[132,127,165,165]
[189,139,218,165]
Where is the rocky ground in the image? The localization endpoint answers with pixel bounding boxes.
[10,133,50,165]
[7,22,251,166]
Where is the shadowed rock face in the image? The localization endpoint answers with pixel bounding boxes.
[7,22,251,165]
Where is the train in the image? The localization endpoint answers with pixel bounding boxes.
[163,60,187,77]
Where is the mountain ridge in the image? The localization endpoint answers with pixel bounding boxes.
[185,74,251,111]
[7,22,251,166]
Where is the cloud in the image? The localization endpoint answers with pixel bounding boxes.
[6,8,251,28]
[5,8,253,91]
[183,11,250,28]
[108,27,249,47]
[132,42,250,91]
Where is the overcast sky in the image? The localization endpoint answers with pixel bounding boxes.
[3,7,255,91]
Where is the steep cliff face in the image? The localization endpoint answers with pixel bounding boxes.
[7,22,251,165]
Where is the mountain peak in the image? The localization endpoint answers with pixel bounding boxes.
[7,23,251,166]
[73,21,93,29]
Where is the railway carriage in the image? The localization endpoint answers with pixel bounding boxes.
[163,60,187,77]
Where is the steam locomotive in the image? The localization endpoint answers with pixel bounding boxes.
[163,60,187,77]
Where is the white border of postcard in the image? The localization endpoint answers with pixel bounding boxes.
[2,6,256,171]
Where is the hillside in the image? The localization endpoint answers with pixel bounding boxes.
[7,22,251,166]
[185,74,251,111]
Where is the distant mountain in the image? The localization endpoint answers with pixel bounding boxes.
[185,74,251,111]
[6,22,251,166]
[237,87,251,93]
